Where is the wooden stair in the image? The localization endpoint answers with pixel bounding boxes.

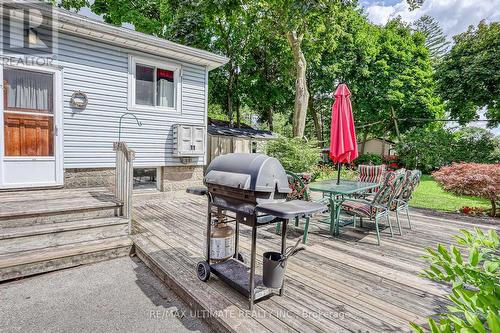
[0,188,133,282]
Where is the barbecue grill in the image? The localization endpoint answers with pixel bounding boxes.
[187,153,326,310]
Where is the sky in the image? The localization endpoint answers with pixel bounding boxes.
[361,0,500,40]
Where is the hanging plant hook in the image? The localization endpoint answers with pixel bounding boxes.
[118,112,142,142]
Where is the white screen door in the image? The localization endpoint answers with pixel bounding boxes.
[0,66,63,189]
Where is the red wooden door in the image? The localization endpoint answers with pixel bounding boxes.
[3,113,54,156]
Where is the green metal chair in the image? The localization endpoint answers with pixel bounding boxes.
[339,170,406,245]
[391,170,422,232]
[275,171,328,244]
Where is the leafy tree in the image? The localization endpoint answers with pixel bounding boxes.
[397,126,455,173]
[452,127,500,165]
[397,126,499,173]
[260,0,345,138]
[240,26,295,132]
[306,5,379,143]
[413,15,450,62]
[366,19,443,140]
[436,21,500,127]
[411,228,500,332]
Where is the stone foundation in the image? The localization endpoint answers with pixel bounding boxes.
[64,166,203,192]
[160,165,204,192]
[64,168,115,189]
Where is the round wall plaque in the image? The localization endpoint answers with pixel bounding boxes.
[70,91,88,109]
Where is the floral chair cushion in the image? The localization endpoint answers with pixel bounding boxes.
[287,172,312,201]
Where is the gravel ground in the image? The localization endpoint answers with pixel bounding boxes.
[0,256,212,333]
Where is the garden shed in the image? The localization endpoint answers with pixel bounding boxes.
[358,138,396,156]
[207,118,277,164]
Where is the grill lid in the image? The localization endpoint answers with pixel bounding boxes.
[205,153,291,194]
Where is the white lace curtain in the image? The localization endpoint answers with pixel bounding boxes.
[157,79,174,108]
[4,69,53,112]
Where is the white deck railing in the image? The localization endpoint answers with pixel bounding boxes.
[113,141,135,223]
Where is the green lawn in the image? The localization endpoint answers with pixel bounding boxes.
[410,175,491,212]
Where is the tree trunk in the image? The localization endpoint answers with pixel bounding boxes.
[360,130,369,154]
[227,68,235,126]
[309,94,322,144]
[390,106,401,141]
[268,107,274,131]
[235,74,241,128]
[286,31,309,138]
[491,200,497,217]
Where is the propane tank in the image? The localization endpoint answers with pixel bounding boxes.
[209,218,235,263]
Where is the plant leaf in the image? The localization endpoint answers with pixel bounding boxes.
[469,246,479,266]
[486,310,500,333]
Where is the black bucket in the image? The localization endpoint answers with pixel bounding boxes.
[262,251,286,289]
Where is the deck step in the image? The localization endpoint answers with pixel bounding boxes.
[0,236,132,282]
[0,188,123,227]
[0,217,129,255]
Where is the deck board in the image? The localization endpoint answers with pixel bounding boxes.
[0,188,120,218]
[132,193,498,333]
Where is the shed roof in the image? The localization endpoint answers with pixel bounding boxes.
[9,3,229,70]
[207,119,277,140]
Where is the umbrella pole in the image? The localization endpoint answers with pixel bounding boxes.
[337,162,341,185]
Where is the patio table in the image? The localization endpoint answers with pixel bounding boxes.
[309,180,379,236]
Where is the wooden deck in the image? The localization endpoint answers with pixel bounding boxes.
[132,193,499,333]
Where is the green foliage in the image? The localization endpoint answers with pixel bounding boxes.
[354,153,383,166]
[436,21,500,127]
[208,104,230,122]
[396,126,499,173]
[452,127,500,164]
[312,164,357,182]
[411,228,500,332]
[266,137,320,173]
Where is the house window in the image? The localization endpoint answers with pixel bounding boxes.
[129,56,180,111]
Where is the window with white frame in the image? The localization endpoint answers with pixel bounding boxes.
[129,56,181,111]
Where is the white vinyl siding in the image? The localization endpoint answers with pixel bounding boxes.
[55,32,207,168]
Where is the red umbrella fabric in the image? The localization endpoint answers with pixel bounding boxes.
[329,83,358,163]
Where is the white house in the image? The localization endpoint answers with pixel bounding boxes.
[0,3,229,191]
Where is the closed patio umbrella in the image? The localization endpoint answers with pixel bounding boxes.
[329,84,358,184]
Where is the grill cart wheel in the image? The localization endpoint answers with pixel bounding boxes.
[197,261,210,282]
[237,252,244,263]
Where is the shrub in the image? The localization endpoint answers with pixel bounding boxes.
[397,127,456,173]
[266,136,321,173]
[453,127,500,164]
[354,153,383,166]
[397,127,499,173]
[411,228,500,333]
[432,163,500,217]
